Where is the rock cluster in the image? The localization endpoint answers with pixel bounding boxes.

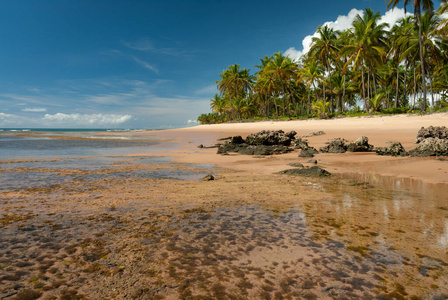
[374,142,408,156]
[294,138,319,157]
[319,138,348,153]
[414,126,448,144]
[217,130,297,156]
[410,126,448,157]
[346,136,374,152]
[410,137,448,157]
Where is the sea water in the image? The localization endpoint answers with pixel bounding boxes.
[0,129,212,190]
[0,128,164,159]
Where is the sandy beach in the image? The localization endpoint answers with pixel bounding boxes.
[1,113,448,299]
[151,112,448,184]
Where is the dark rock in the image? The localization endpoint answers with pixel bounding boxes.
[409,138,448,157]
[302,131,326,137]
[319,138,348,153]
[347,136,374,152]
[294,138,310,150]
[415,126,448,144]
[230,135,245,144]
[216,130,297,156]
[299,147,318,157]
[374,142,409,156]
[197,144,204,148]
[436,157,448,161]
[307,159,318,164]
[202,174,215,181]
[245,130,296,146]
[217,143,293,156]
[288,163,304,168]
[277,166,331,177]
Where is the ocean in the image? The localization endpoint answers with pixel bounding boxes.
[0,128,212,190]
[0,128,163,159]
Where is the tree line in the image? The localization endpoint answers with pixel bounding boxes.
[198,1,448,124]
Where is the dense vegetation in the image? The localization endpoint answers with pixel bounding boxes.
[198,1,448,124]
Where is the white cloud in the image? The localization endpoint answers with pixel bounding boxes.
[43,113,132,126]
[22,108,47,112]
[132,56,159,74]
[195,85,218,95]
[284,47,304,62]
[0,112,21,126]
[123,38,185,56]
[285,7,412,61]
[380,8,411,29]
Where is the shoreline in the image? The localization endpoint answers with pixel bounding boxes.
[145,112,448,184]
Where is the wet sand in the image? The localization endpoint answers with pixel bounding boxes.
[1,113,448,299]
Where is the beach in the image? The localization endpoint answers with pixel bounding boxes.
[1,113,448,299]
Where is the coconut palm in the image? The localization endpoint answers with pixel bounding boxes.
[264,52,298,118]
[309,25,340,112]
[342,9,387,114]
[387,0,435,112]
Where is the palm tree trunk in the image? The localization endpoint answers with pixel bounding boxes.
[367,67,370,100]
[327,62,334,113]
[403,64,408,107]
[307,91,311,115]
[395,64,400,108]
[413,64,417,108]
[372,66,377,96]
[427,66,435,109]
[342,74,346,112]
[417,7,427,112]
[362,64,369,115]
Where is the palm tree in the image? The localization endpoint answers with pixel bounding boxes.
[216,64,254,120]
[264,52,298,118]
[390,16,414,107]
[437,0,448,34]
[309,25,340,112]
[387,0,435,112]
[299,59,324,115]
[342,9,387,114]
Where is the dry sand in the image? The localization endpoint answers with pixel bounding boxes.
[1,113,447,299]
[144,112,448,184]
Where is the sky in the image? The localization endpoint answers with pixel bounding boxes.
[0,0,442,129]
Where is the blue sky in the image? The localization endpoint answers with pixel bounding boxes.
[0,0,438,129]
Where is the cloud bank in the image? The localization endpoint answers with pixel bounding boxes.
[285,8,410,61]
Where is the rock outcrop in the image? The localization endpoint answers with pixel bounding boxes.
[347,136,374,152]
[414,126,448,144]
[409,138,448,157]
[245,130,297,146]
[319,138,348,153]
[374,142,409,156]
[217,130,297,156]
[277,166,331,177]
[410,126,448,156]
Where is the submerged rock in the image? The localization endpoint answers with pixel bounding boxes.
[202,174,215,181]
[320,138,348,153]
[374,142,409,157]
[415,126,448,144]
[278,166,331,177]
[347,136,374,152]
[409,138,448,157]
